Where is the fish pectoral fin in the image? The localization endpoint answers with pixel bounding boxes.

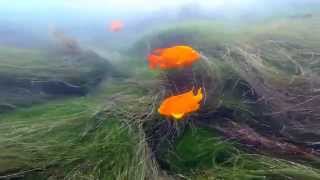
[172,113,184,119]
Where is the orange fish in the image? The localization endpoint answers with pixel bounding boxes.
[148,45,200,69]
[158,88,203,120]
[109,20,124,32]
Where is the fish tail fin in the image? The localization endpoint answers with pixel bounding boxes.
[148,54,161,69]
[199,52,209,60]
[200,52,214,66]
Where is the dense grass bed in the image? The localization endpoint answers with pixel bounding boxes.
[1,80,319,180]
[0,80,157,179]
[163,128,320,179]
[0,47,108,81]
[129,16,320,179]
[1,15,320,180]
[0,46,114,110]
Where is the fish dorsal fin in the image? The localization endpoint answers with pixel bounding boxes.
[153,48,165,55]
[172,113,184,119]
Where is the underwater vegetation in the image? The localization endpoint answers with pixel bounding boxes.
[0,31,120,113]
[139,18,320,179]
[1,10,320,180]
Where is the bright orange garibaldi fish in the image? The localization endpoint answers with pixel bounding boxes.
[109,20,124,32]
[148,45,200,69]
[158,88,203,120]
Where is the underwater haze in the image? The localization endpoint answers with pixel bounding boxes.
[1,0,320,179]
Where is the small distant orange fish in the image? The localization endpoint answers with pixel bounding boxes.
[109,20,124,32]
[148,45,200,69]
[158,88,203,120]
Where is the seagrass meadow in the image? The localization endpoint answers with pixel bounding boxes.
[1,1,320,180]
